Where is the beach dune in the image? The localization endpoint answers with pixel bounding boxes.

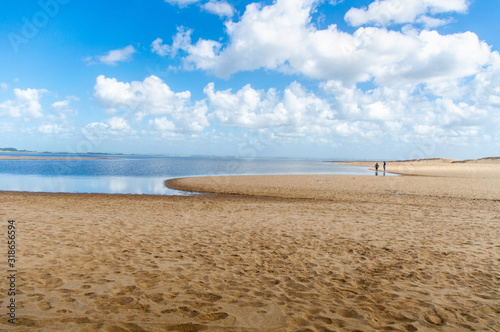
[1,159,499,331]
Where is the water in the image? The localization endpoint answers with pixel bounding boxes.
[0,154,394,195]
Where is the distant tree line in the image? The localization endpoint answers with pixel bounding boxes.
[0,147,31,152]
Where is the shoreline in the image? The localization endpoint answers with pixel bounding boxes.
[165,157,500,201]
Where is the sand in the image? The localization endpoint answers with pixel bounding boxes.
[1,159,499,331]
[343,158,500,178]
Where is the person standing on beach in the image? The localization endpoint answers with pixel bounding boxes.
[375,163,379,171]
[383,161,386,171]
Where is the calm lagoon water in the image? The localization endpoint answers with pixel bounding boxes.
[0,154,394,195]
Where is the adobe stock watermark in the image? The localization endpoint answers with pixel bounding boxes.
[8,0,70,54]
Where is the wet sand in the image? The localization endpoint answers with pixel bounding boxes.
[0,159,499,331]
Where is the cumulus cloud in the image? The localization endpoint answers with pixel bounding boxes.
[38,124,64,134]
[94,75,191,118]
[108,116,130,131]
[82,117,134,141]
[88,65,500,149]
[321,76,498,144]
[149,117,176,131]
[204,81,389,140]
[151,28,200,59]
[202,72,497,146]
[202,0,235,18]
[93,75,209,132]
[345,0,469,27]
[50,97,79,118]
[164,0,492,87]
[151,38,170,56]
[204,81,335,136]
[0,88,47,118]
[86,45,137,66]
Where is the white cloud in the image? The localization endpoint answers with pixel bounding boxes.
[38,124,64,134]
[149,117,176,131]
[321,76,498,144]
[92,45,136,66]
[171,100,209,132]
[416,15,452,29]
[164,0,200,7]
[345,0,469,27]
[0,83,8,92]
[151,38,170,56]
[94,75,209,132]
[170,27,196,57]
[94,75,191,118]
[89,65,499,148]
[202,0,235,18]
[204,81,336,137]
[108,116,130,131]
[0,88,46,118]
[82,117,133,140]
[205,75,499,147]
[153,26,221,62]
[51,97,78,118]
[168,0,492,87]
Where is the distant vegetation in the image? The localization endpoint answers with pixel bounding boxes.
[0,147,32,152]
[0,148,121,156]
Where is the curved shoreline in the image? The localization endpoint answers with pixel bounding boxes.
[165,159,500,201]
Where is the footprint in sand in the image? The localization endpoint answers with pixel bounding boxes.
[196,312,229,323]
[336,308,363,319]
[314,316,333,324]
[84,292,97,299]
[56,309,72,314]
[421,310,444,326]
[404,324,418,332]
[45,277,64,289]
[111,296,135,306]
[177,306,200,318]
[27,294,45,301]
[58,294,76,303]
[37,300,52,311]
[110,285,137,296]
[199,293,223,302]
[164,323,207,332]
[145,293,166,304]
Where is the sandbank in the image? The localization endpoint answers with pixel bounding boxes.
[343,157,500,178]
[0,159,499,331]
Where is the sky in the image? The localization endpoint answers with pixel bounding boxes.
[1,0,499,160]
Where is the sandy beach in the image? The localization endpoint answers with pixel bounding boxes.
[1,159,499,331]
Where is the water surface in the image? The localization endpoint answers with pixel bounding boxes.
[0,154,393,195]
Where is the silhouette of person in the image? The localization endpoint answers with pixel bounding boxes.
[383,161,386,171]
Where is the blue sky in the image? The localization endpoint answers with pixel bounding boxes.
[1,0,499,159]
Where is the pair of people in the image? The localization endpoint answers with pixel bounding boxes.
[375,161,386,171]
